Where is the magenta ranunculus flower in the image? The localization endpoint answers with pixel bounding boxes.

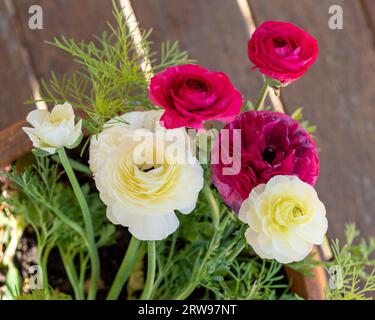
[211,111,319,212]
[248,21,318,84]
[149,64,242,129]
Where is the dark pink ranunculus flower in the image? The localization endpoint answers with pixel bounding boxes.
[248,21,318,84]
[211,111,319,212]
[149,64,242,129]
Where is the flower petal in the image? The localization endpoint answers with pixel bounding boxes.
[128,212,180,241]
[26,109,49,127]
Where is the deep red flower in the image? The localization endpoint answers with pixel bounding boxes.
[211,111,319,212]
[248,21,318,84]
[149,64,242,129]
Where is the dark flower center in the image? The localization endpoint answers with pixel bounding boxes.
[138,164,161,173]
[186,78,207,92]
[273,37,288,48]
[262,146,276,164]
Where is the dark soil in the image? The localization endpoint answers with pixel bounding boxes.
[15,225,132,299]
[1,146,134,299]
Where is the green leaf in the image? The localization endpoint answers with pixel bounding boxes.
[265,76,283,88]
[245,100,256,111]
[32,148,53,157]
[291,107,303,121]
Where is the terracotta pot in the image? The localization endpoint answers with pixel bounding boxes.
[285,246,328,300]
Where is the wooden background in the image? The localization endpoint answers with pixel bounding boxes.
[0,0,374,244]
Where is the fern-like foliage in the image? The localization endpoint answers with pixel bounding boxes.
[325,224,375,300]
[3,157,116,299]
[26,0,193,135]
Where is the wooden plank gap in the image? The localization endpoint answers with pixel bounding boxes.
[118,0,153,76]
[237,0,285,113]
[360,0,375,48]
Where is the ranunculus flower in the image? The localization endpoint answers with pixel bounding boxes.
[239,175,328,263]
[89,110,204,241]
[211,111,319,212]
[149,64,242,129]
[23,102,82,155]
[248,21,318,84]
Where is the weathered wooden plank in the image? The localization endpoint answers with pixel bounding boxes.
[0,120,31,168]
[0,0,35,131]
[14,0,116,82]
[362,0,375,42]
[0,0,116,167]
[249,0,375,240]
[131,0,264,101]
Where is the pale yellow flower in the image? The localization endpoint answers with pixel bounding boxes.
[89,110,204,240]
[239,175,328,263]
[23,102,82,154]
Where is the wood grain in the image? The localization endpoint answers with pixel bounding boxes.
[131,0,264,102]
[0,120,31,167]
[0,0,116,167]
[249,0,375,242]
[0,0,35,131]
[13,0,115,81]
[362,0,375,44]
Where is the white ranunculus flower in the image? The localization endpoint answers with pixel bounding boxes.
[89,110,204,241]
[239,175,328,264]
[23,102,82,154]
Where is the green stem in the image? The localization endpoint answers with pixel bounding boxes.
[52,154,92,176]
[175,281,198,300]
[79,254,89,291]
[106,236,141,300]
[255,80,269,109]
[140,241,156,300]
[43,203,86,238]
[203,183,220,229]
[57,148,100,300]
[174,216,231,300]
[173,247,205,300]
[151,233,177,296]
[40,242,53,292]
[226,242,246,263]
[59,248,84,300]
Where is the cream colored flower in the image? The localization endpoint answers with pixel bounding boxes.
[23,102,82,154]
[89,110,204,241]
[239,175,328,263]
